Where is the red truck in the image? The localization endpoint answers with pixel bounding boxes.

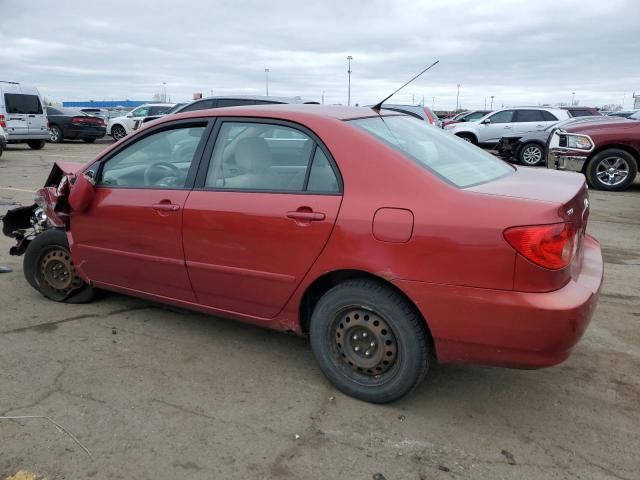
[547,112,640,191]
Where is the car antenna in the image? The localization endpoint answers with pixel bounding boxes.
[371,60,440,112]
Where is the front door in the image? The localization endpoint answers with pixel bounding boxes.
[183,120,343,318]
[71,121,209,301]
[477,109,515,144]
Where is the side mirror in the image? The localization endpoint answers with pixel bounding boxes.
[126,113,133,118]
[481,119,491,125]
[68,174,95,213]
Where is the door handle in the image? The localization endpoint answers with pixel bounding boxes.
[287,210,325,221]
[152,203,180,212]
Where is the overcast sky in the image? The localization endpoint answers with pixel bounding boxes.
[1,0,638,110]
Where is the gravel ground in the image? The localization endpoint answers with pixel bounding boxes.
[1,139,639,480]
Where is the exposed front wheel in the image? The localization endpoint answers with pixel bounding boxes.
[519,142,544,166]
[585,149,638,191]
[456,133,477,145]
[23,229,96,303]
[309,279,432,403]
[111,125,126,141]
[27,139,46,150]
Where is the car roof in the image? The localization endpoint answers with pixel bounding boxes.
[189,95,312,104]
[164,104,396,123]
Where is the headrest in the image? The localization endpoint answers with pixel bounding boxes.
[235,137,272,173]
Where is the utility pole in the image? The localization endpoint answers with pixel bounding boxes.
[347,56,353,106]
[265,68,270,96]
[321,91,325,104]
[412,93,415,104]
[456,84,461,112]
[162,82,167,102]
[490,95,494,110]
[571,91,575,106]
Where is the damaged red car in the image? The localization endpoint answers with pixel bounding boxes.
[2,105,603,403]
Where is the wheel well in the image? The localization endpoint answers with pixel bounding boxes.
[455,131,477,142]
[584,144,640,173]
[298,269,435,355]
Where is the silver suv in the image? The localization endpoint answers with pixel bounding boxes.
[444,107,571,147]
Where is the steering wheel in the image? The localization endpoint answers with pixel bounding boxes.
[144,162,182,186]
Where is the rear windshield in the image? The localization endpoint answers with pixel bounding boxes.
[351,115,513,188]
[4,93,43,114]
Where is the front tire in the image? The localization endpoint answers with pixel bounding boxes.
[456,133,477,145]
[23,229,96,303]
[585,149,638,191]
[111,125,126,141]
[518,142,544,166]
[309,279,431,403]
[27,139,46,150]
[49,125,63,143]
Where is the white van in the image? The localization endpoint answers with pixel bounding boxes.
[0,81,49,149]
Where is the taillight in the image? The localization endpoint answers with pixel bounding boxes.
[504,223,577,270]
[0,114,6,128]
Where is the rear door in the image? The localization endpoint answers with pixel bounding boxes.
[183,119,343,318]
[3,93,41,137]
[512,109,547,134]
[71,120,210,301]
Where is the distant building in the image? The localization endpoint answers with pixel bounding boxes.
[62,100,154,108]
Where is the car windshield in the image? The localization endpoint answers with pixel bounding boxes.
[351,115,513,188]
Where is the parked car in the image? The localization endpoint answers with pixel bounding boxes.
[0,125,6,157]
[132,102,188,130]
[106,103,175,140]
[497,116,621,166]
[560,106,602,117]
[373,104,441,127]
[176,95,317,114]
[548,111,640,191]
[444,107,571,147]
[79,108,111,122]
[441,110,491,128]
[46,107,106,143]
[0,81,49,150]
[2,105,603,403]
[606,110,639,119]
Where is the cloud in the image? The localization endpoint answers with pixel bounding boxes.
[0,0,638,109]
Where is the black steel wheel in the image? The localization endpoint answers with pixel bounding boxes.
[23,229,96,303]
[310,279,432,403]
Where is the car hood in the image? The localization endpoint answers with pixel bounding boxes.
[563,119,637,134]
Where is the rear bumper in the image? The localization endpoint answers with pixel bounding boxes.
[6,132,50,141]
[65,127,106,139]
[394,235,603,368]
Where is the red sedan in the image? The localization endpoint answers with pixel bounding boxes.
[3,105,603,403]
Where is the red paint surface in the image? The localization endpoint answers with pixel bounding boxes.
[60,105,603,368]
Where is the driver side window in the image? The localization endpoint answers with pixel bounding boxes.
[487,110,514,124]
[98,125,206,189]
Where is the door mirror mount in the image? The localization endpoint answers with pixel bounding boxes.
[481,119,491,125]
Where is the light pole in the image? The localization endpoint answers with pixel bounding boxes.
[162,82,167,102]
[321,90,325,104]
[571,91,575,106]
[456,84,461,112]
[265,68,270,96]
[347,55,353,106]
[490,95,494,109]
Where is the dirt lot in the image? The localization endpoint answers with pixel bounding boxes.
[0,140,639,480]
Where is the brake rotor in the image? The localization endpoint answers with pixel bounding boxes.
[333,308,398,376]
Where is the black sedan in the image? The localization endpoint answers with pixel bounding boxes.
[46,107,106,143]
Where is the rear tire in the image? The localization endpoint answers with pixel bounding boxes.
[309,279,431,403]
[27,139,46,150]
[111,125,126,141]
[456,133,477,145]
[518,142,544,166]
[23,229,96,303]
[49,125,63,143]
[585,149,638,192]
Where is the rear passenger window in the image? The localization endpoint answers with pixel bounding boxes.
[217,99,254,108]
[541,111,558,121]
[180,100,215,112]
[515,110,544,122]
[307,148,339,193]
[204,122,341,194]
